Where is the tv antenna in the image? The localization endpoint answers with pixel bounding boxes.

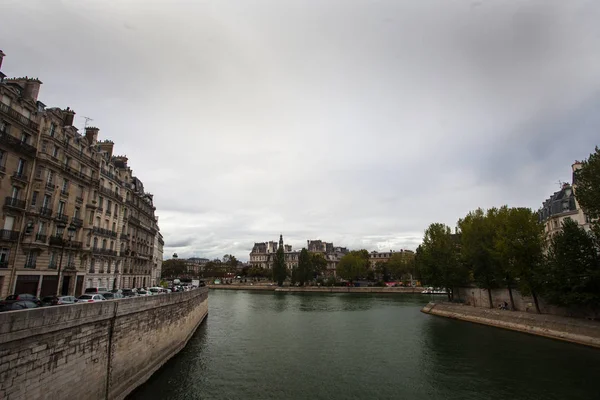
[83,116,93,129]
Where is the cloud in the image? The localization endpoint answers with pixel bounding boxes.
[2,0,599,260]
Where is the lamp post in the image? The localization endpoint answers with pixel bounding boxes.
[56,223,77,296]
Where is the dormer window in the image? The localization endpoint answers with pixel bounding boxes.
[49,122,56,137]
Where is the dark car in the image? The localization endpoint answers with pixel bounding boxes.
[41,295,77,306]
[1,294,42,306]
[121,289,135,297]
[0,300,40,312]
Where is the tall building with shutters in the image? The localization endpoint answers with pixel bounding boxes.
[0,50,162,298]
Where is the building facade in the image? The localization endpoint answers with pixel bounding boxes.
[539,162,591,238]
[0,50,160,298]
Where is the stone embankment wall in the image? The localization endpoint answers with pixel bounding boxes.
[208,284,422,294]
[0,288,208,400]
[422,302,600,348]
[455,287,599,319]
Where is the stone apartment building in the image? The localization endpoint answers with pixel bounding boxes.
[0,50,162,298]
[539,162,591,238]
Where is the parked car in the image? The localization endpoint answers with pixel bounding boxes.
[41,296,77,306]
[100,292,123,300]
[1,294,42,306]
[84,287,109,294]
[136,290,151,296]
[77,294,106,303]
[148,287,163,295]
[121,289,136,297]
[0,301,40,312]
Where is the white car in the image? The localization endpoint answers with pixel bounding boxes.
[77,294,106,303]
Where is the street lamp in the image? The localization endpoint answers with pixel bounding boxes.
[56,223,77,296]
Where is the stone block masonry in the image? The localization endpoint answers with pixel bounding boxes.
[0,287,208,400]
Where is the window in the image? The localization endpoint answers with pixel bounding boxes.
[110,241,114,250]
[62,178,69,193]
[107,200,112,214]
[64,157,71,168]
[46,170,54,185]
[0,248,9,267]
[0,150,4,168]
[0,119,9,132]
[20,132,29,144]
[52,146,59,158]
[55,224,64,237]
[93,237,98,249]
[49,122,56,137]
[49,252,57,268]
[42,194,51,209]
[75,207,81,219]
[25,251,37,268]
[78,185,84,198]
[114,204,118,216]
[67,252,73,267]
[35,165,43,179]
[16,158,25,175]
[11,186,19,200]
[98,196,104,209]
[31,191,38,207]
[58,201,65,216]
[41,140,47,153]
[102,239,107,249]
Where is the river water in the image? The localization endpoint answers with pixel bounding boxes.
[129,290,600,400]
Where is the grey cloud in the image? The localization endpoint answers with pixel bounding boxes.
[2,0,599,260]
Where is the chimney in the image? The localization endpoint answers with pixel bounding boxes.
[85,126,99,144]
[0,50,5,70]
[63,107,76,126]
[23,79,42,101]
[572,161,583,186]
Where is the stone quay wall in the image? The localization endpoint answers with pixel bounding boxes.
[208,284,423,294]
[422,302,600,348]
[0,287,208,400]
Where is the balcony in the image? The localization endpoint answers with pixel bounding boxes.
[48,236,82,248]
[35,233,47,242]
[71,217,83,227]
[60,189,69,197]
[11,171,29,185]
[4,197,26,210]
[99,186,123,201]
[45,182,55,192]
[120,233,130,240]
[92,226,117,238]
[75,196,83,204]
[0,129,37,156]
[0,102,39,131]
[92,247,118,256]
[0,230,19,241]
[0,261,9,268]
[24,260,36,269]
[55,214,69,224]
[39,207,52,218]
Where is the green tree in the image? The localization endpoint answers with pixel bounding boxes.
[272,246,287,286]
[387,252,416,283]
[458,208,503,308]
[574,147,600,220]
[494,207,545,312]
[336,251,369,282]
[309,253,328,280]
[415,223,467,301]
[374,261,390,281]
[161,259,187,278]
[297,248,311,286]
[542,218,600,308]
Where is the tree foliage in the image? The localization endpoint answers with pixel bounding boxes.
[272,246,287,286]
[415,223,468,301]
[336,250,369,281]
[386,252,415,282]
[161,259,187,278]
[542,218,600,308]
[574,146,600,220]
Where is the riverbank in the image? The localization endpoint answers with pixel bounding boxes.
[422,302,600,348]
[208,284,423,294]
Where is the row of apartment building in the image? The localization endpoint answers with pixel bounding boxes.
[249,235,413,277]
[0,50,163,298]
[538,161,592,236]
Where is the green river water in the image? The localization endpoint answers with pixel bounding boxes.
[129,290,600,400]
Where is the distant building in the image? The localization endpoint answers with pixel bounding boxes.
[369,249,414,268]
[539,162,591,237]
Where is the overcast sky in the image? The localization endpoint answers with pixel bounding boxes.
[2,0,599,261]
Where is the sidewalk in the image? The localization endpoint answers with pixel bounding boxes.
[422,302,600,348]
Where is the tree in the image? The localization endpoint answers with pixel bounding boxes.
[309,253,328,280]
[458,209,503,308]
[297,248,311,286]
[375,262,390,282]
[415,223,467,301]
[541,218,600,309]
[494,207,545,313]
[161,259,186,278]
[387,252,415,283]
[272,246,287,286]
[574,147,600,220]
[336,251,369,282]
